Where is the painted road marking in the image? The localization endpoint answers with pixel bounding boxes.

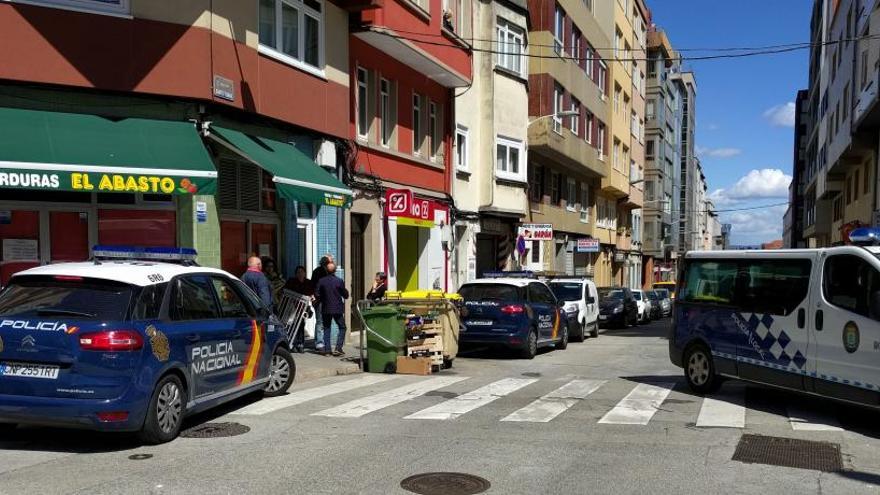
[233,375,396,415]
[405,378,538,420]
[696,393,746,428]
[501,379,606,423]
[788,406,844,431]
[312,376,469,418]
[598,382,676,425]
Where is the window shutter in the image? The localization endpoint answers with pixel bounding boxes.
[218,159,239,210]
[239,162,262,211]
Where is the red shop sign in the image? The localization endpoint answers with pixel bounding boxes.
[384,189,446,228]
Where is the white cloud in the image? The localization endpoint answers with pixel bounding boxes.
[723,205,787,246]
[762,102,796,127]
[696,146,742,159]
[710,168,792,206]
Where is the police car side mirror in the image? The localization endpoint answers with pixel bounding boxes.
[870,291,880,321]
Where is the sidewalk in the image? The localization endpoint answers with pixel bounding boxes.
[293,341,363,384]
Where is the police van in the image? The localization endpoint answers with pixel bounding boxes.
[0,247,295,443]
[670,229,880,409]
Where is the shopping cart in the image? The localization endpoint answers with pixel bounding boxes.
[276,289,313,347]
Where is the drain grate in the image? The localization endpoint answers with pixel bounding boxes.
[400,472,491,495]
[732,434,843,472]
[179,422,250,439]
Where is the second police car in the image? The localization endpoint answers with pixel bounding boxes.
[458,273,566,359]
[0,247,295,443]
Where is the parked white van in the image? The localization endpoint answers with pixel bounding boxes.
[549,278,600,341]
[670,241,880,408]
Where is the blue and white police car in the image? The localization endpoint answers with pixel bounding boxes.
[0,247,294,444]
[458,273,566,359]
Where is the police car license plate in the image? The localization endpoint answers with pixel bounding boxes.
[467,320,493,326]
[0,362,59,380]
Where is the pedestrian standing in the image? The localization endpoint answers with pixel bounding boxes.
[242,256,273,310]
[366,272,388,301]
[314,261,349,356]
[262,257,286,306]
[284,265,314,353]
[310,254,333,351]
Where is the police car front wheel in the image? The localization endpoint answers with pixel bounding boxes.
[684,345,720,395]
[264,347,295,397]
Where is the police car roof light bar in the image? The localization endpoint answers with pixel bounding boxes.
[92,246,200,266]
[849,228,880,246]
[483,271,535,279]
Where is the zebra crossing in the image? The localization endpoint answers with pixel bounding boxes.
[231,374,853,431]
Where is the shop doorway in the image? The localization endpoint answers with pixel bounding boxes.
[397,225,420,292]
[49,211,89,263]
[350,214,368,331]
[221,220,248,275]
[295,218,316,274]
[475,235,496,278]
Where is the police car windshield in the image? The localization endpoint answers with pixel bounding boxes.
[549,283,581,301]
[599,289,624,300]
[459,284,521,301]
[0,276,134,321]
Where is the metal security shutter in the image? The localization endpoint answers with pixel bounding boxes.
[238,162,261,211]
[217,159,238,210]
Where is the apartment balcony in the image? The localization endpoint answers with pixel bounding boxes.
[854,68,880,131]
[815,169,844,200]
[600,168,630,198]
[528,117,606,179]
[620,182,643,209]
[332,0,383,11]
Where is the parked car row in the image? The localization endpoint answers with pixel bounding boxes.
[457,272,672,359]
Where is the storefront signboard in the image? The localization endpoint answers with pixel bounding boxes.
[517,224,553,241]
[576,238,599,253]
[384,189,447,228]
[2,239,38,262]
[0,169,214,195]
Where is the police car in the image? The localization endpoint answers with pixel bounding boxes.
[458,273,566,359]
[670,228,880,409]
[0,247,294,444]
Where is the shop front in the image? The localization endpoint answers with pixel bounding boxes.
[382,189,450,292]
[0,106,216,285]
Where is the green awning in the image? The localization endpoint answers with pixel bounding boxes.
[209,125,351,208]
[0,107,216,195]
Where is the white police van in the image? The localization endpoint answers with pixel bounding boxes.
[670,228,880,408]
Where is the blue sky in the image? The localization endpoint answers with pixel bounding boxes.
[650,0,812,245]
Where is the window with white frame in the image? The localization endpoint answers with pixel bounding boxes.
[455,125,469,171]
[357,67,369,139]
[585,111,593,144]
[23,0,129,14]
[612,139,621,170]
[496,19,525,75]
[259,0,324,71]
[614,27,622,58]
[598,61,607,96]
[553,84,564,134]
[570,98,580,135]
[630,110,638,137]
[571,27,581,64]
[412,93,422,155]
[613,85,621,114]
[580,182,590,222]
[597,123,606,158]
[585,45,594,79]
[554,5,565,55]
[566,178,577,211]
[429,101,439,160]
[496,136,524,181]
[380,78,392,147]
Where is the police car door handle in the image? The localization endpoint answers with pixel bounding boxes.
[815,310,824,331]
[186,334,201,343]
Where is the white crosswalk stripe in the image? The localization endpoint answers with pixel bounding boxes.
[695,393,746,428]
[312,376,469,418]
[405,378,538,420]
[501,379,606,423]
[232,374,396,415]
[598,382,676,425]
[787,406,844,431]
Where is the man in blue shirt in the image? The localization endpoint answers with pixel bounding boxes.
[241,256,273,310]
[314,260,349,356]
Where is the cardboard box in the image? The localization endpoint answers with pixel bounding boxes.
[396,356,432,375]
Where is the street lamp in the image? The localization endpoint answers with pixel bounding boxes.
[528,110,579,126]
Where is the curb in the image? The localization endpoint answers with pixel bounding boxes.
[295,362,361,384]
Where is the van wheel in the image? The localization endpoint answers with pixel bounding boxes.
[590,322,599,339]
[264,347,296,397]
[138,374,185,445]
[574,321,586,342]
[521,328,538,359]
[684,345,721,395]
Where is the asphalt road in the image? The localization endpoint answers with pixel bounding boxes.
[3,319,880,494]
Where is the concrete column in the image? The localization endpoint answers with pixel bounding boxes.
[178,194,221,269]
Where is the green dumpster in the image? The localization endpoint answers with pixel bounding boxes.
[362,306,407,373]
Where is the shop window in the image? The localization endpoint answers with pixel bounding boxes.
[98,210,176,248]
[0,210,40,286]
[824,254,880,321]
[737,260,811,316]
[258,0,324,74]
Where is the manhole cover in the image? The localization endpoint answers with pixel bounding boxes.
[179,422,250,439]
[400,472,490,495]
[732,434,842,472]
[128,454,153,460]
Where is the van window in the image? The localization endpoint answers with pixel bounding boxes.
[824,254,880,321]
[738,260,811,316]
[680,261,737,304]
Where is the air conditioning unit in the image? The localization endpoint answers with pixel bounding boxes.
[315,140,337,169]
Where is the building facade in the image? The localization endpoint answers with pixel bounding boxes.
[785,89,810,248]
[672,70,698,253]
[0,0,353,287]
[452,0,530,285]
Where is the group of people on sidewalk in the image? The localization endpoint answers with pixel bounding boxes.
[240,254,388,357]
